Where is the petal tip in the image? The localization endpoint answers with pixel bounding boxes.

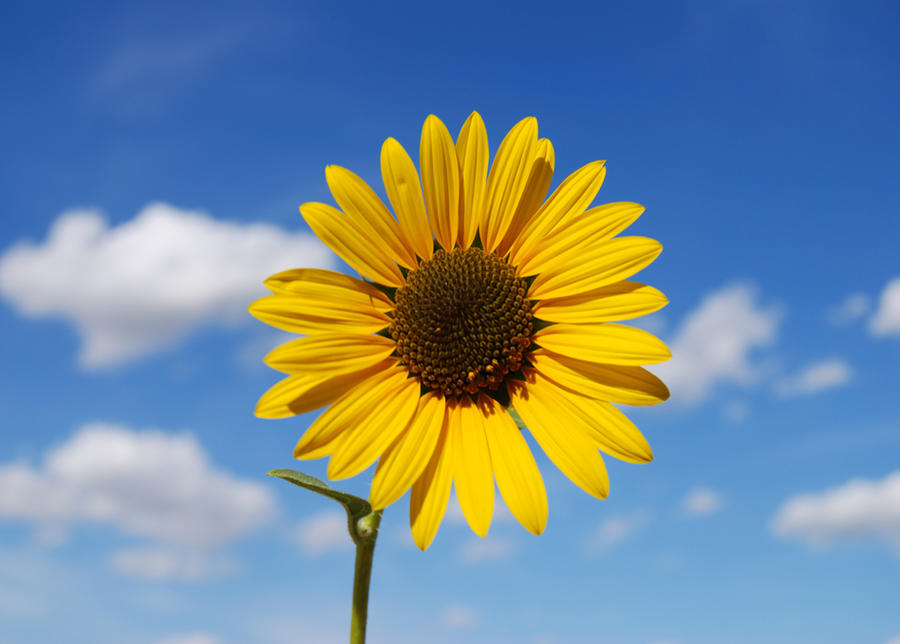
[529,521,547,536]
[423,114,446,130]
[254,407,277,420]
[411,524,436,551]
[471,524,490,539]
[657,381,671,402]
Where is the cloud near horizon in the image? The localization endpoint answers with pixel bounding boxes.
[771,470,900,552]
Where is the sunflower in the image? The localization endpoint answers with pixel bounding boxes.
[251,112,670,550]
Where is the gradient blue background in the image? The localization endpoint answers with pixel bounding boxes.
[1,2,899,643]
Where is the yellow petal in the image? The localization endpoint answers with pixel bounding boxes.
[514,368,651,463]
[325,166,417,269]
[478,394,548,535]
[264,333,396,375]
[528,349,670,406]
[410,417,454,550]
[452,397,494,537]
[249,293,390,335]
[263,269,393,313]
[517,201,643,276]
[480,117,538,253]
[370,392,447,510]
[581,399,654,464]
[533,281,668,324]
[326,374,421,480]
[255,363,391,419]
[300,202,404,287]
[420,115,460,250]
[528,236,662,300]
[381,137,433,261]
[496,137,555,257]
[535,323,671,366]
[508,371,609,499]
[293,365,406,460]
[509,161,606,267]
[455,111,489,249]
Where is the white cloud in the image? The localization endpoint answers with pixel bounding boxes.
[870,276,900,337]
[0,423,276,547]
[153,634,222,644]
[585,510,651,554]
[441,603,479,629]
[681,487,725,517]
[884,637,900,644]
[458,536,517,564]
[827,292,870,326]
[653,283,780,405]
[774,358,853,397]
[771,471,900,551]
[293,511,352,555]
[110,546,236,582]
[0,203,332,368]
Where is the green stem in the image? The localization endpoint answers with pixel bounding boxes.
[349,510,382,644]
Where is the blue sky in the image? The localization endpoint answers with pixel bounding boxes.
[1,1,899,643]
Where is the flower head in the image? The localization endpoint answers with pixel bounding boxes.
[251,112,670,549]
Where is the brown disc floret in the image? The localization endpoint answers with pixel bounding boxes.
[390,247,534,397]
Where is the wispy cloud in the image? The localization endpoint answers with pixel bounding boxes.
[654,283,780,405]
[95,27,245,93]
[110,547,237,582]
[681,487,725,517]
[774,358,853,397]
[827,292,870,326]
[722,400,750,423]
[441,602,479,629]
[585,510,651,554]
[0,203,332,368]
[771,470,900,552]
[90,20,264,116]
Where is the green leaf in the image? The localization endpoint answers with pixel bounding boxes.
[267,468,377,545]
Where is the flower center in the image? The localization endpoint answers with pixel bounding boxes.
[390,247,534,397]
